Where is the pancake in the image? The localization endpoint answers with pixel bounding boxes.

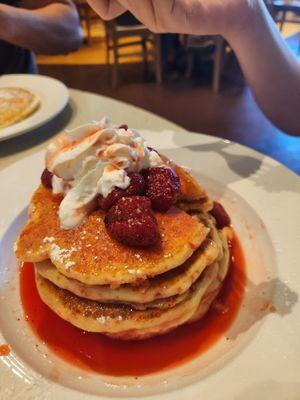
[176,195,213,213]
[188,286,221,324]
[217,228,231,281]
[35,238,219,304]
[191,211,232,276]
[35,261,197,311]
[160,156,213,212]
[161,155,207,202]
[15,127,234,341]
[35,262,220,340]
[15,185,209,286]
[0,87,40,129]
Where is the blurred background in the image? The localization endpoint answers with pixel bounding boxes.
[34,1,300,160]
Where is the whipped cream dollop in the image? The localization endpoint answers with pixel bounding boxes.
[45,117,162,229]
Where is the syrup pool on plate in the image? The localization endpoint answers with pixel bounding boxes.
[19,235,246,377]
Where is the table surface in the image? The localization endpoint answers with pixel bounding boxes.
[0,89,185,172]
[0,88,298,177]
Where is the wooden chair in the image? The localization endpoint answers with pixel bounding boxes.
[104,19,162,88]
[268,0,300,31]
[74,0,92,44]
[184,35,227,93]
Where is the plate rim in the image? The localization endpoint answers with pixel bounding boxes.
[0,129,300,400]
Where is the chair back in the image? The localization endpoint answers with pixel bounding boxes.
[104,20,117,37]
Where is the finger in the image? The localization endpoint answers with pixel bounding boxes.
[152,0,178,31]
[151,0,202,33]
[87,0,126,20]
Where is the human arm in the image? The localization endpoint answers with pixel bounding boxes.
[87,0,300,136]
[0,0,83,55]
[225,2,300,137]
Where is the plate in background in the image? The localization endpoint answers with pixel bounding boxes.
[0,74,69,141]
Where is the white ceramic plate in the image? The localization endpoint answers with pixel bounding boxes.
[0,130,299,400]
[0,74,69,141]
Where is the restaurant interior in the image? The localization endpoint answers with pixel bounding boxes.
[0,2,300,396]
[34,0,300,172]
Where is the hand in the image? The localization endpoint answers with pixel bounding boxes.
[87,0,260,40]
[0,1,82,54]
[87,0,300,135]
[87,0,125,20]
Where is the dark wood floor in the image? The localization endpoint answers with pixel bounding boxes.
[39,49,300,174]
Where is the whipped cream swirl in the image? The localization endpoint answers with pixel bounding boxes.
[45,117,162,229]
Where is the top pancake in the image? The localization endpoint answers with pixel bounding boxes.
[0,87,40,129]
[16,185,208,286]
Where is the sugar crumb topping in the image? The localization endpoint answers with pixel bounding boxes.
[128,269,142,275]
[43,236,55,243]
[65,261,76,269]
[97,316,110,324]
[50,244,77,265]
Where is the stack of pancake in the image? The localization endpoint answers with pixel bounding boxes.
[15,160,231,340]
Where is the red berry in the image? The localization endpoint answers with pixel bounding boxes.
[41,168,53,188]
[145,167,180,212]
[98,190,123,212]
[98,173,146,211]
[124,173,146,195]
[105,196,160,247]
[210,202,231,229]
[118,124,128,130]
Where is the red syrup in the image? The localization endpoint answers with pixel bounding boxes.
[19,235,246,377]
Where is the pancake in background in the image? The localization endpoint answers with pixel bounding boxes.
[0,87,40,129]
